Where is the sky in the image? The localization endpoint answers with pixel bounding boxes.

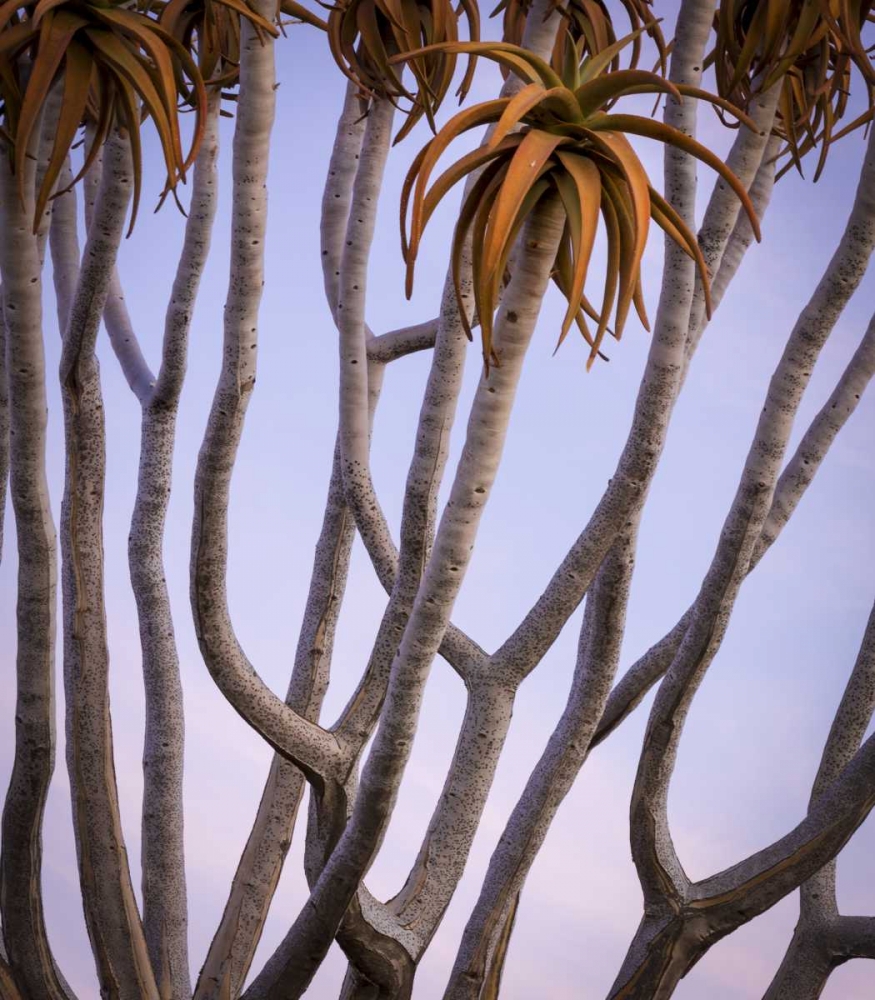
[1,3,875,998]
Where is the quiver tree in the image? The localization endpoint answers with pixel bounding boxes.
[0,0,874,996]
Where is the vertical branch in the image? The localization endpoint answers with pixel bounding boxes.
[322,82,368,318]
[0,138,70,1000]
[490,0,719,680]
[709,135,780,314]
[246,197,566,1000]
[444,524,638,1000]
[336,96,395,582]
[60,130,159,999]
[611,125,875,1000]
[49,162,81,334]
[762,604,875,998]
[132,91,222,1000]
[190,2,340,773]
[685,83,780,360]
[194,443,357,1000]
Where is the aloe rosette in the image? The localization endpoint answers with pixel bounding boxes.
[397,33,761,369]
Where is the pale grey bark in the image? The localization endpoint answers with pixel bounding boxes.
[127,92,222,1000]
[245,197,567,1000]
[195,444,356,1000]
[67,98,222,998]
[610,122,875,1000]
[755,308,875,563]
[762,602,875,998]
[0,135,71,1000]
[436,3,718,987]
[3,0,874,994]
[195,81,379,995]
[490,0,718,684]
[190,7,343,781]
[709,135,780,315]
[446,525,638,1000]
[322,83,368,323]
[60,130,160,1000]
[289,12,571,990]
[366,320,439,363]
[594,300,875,747]
[685,84,780,359]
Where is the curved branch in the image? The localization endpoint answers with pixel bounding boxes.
[129,92,223,1000]
[244,197,566,1000]
[685,83,781,360]
[0,134,71,1000]
[321,82,368,320]
[762,603,875,997]
[60,129,159,999]
[754,309,875,565]
[709,135,780,315]
[194,438,357,1000]
[593,302,875,747]
[446,523,638,1000]
[628,124,875,907]
[190,13,342,782]
[691,731,875,919]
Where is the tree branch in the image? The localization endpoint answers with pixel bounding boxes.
[59,129,160,999]
[366,319,439,362]
[628,123,875,909]
[245,196,567,1000]
[446,522,638,1000]
[190,12,342,782]
[0,131,72,1000]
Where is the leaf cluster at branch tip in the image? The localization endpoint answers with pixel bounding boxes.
[326,0,480,143]
[399,31,761,372]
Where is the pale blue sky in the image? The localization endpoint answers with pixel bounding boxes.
[1,5,874,997]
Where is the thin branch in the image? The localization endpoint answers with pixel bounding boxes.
[754,308,875,565]
[0,133,71,1000]
[709,135,781,315]
[59,129,159,999]
[685,83,781,361]
[195,437,357,1000]
[130,91,223,1000]
[366,318,438,362]
[594,302,875,746]
[82,127,155,403]
[762,602,875,997]
[445,522,638,1000]
[321,82,368,322]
